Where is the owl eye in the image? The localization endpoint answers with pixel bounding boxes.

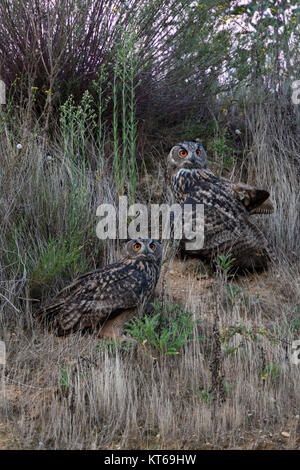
[179,149,188,157]
[133,242,141,251]
[196,149,201,156]
[149,242,156,251]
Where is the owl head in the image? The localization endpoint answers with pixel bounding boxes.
[124,239,162,265]
[167,142,208,176]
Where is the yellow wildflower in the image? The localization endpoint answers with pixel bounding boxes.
[45,89,51,94]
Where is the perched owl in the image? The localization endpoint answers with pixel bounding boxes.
[34,239,162,338]
[167,142,275,270]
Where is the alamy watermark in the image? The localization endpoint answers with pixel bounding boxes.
[290,340,300,366]
[0,341,5,366]
[0,80,6,105]
[292,80,300,105]
[96,196,204,250]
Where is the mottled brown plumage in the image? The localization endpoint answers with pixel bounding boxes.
[34,239,162,337]
[167,142,275,270]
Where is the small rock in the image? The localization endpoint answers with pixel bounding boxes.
[281,432,290,438]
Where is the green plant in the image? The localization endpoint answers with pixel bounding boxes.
[59,365,71,390]
[213,253,236,277]
[59,91,96,163]
[125,301,204,357]
[92,65,110,174]
[30,237,85,286]
[208,133,236,170]
[225,283,243,307]
[260,361,281,382]
[192,387,213,403]
[222,380,237,397]
[111,26,140,202]
[289,316,300,332]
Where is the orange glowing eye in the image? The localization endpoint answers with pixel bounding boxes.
[134,243,141,251]
[197,150,201,156]
[179,149,188,157]
[149,243,156,251]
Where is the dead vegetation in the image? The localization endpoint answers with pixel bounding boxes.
[1,255,299,450]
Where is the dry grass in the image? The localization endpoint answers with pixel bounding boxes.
[0,95,300,450]
[1,258,299,450]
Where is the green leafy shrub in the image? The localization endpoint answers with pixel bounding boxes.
[260,361,281,383]
[125,300,204,357]
[213,253,236,277]
[59,365,71,390]
[207,132,236,171]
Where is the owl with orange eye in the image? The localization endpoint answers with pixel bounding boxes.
[34,239,162,338]
[167,142,275,270]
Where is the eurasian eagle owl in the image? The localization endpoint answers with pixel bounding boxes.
[167,141,274,270]
[34,239,162,338]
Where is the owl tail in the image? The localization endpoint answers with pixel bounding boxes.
[34,302,84,336]
[33,302,66,335]
[250,198,274,215]
[33,301,63,322]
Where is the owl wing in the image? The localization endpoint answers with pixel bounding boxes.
[176,170,248,250]
[230,182,274,214]
[176,170,274,266]
[34,261,147,333]
[181,194,244,254]
[205,171,274,214]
